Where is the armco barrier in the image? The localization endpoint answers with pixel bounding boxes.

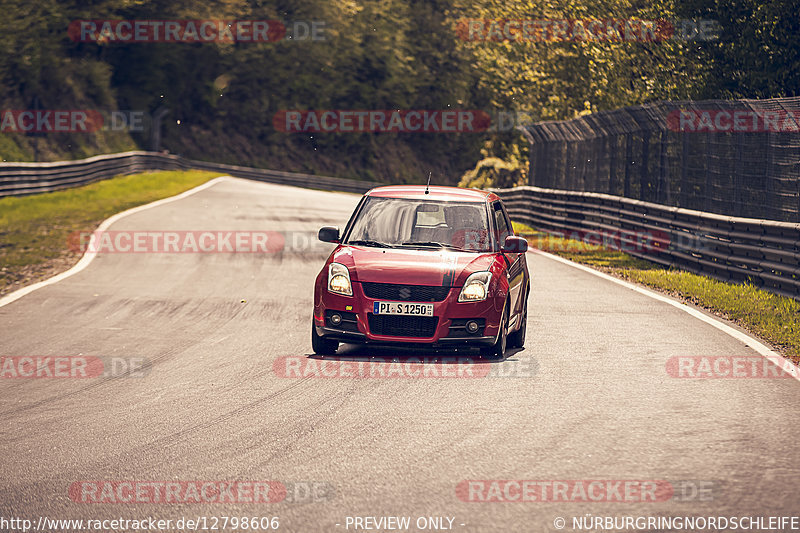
[3,152,797,300]
[494,185,800,300]
[0,151,380,196]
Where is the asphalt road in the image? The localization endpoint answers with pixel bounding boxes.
[1,177,798,533]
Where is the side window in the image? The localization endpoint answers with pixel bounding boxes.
[493,202,511,245]
[501,204,514,236]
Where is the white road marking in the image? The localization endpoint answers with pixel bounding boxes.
[531,249,800,382]
[0,176,232,309]
[4,178,795,384]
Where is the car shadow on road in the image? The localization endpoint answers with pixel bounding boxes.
[305,344,525,364]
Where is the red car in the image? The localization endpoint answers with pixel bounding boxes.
[312,185,530,358]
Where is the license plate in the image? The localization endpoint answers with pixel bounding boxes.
[373,301,434,316]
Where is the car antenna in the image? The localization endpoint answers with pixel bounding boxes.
[425,171,431,194]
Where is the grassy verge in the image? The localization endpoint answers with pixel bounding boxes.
[0,170,223,296]
[513,222,800,364]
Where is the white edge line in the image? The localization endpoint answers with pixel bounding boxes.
[3,181,796,383]
[531,248,800,382]
[0,176,233,309]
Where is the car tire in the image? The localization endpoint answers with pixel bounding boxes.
[507,288,528,349]
[312,322,338,355]
[482,302,507,360]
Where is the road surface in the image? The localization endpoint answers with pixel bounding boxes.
[1,177,797,532]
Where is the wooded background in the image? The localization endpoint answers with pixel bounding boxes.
[2,0,798,183]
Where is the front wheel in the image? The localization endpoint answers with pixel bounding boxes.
[311,322,338,355]
[482,303,507,360]
[507,291,528,349]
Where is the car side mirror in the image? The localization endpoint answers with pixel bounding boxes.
[501,235,528,253]
[318,226,341,243]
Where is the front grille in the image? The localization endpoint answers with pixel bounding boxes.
[362,282,450,302]
[368,314,439,338]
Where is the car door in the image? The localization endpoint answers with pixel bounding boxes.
[492,201,526,329]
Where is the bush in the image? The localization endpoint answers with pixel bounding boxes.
[458,157,526,189]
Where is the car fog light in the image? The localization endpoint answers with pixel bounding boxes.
[466,320,480,334]
[330,313,343,326]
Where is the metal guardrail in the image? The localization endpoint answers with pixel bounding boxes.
[4,151,797,299]
[0,151,380,197]
[494,186,800,300]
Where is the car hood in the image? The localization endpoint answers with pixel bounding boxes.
[332,245,496,287]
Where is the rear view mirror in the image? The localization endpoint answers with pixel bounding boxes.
[501,235,528,253]
[318,226,340,243]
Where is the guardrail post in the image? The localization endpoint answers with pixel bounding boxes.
[680,132,689,208]
[528,141,537,186]
[734,133,744,217]
[149,107,170,152]
[624,134,632,198]
[608,135,616,194]
[765,130,777,221]
[660,131,670,205]
[640,132,650,201]
[593,136,601,192]
[703,132,711,212]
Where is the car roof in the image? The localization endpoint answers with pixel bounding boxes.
[366,185,499,203]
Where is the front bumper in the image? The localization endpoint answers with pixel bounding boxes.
[314,281,503,346]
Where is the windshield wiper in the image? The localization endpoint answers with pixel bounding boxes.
[348,239,395,248]
[400,241,475,252]
[401,241,446,248]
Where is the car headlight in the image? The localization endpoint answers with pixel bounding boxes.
[328,262,353,296]
[458,271,492,302]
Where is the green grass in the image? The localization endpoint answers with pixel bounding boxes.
[0,170,222,295]
[513,222,800,363]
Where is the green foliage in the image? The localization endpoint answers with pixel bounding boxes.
[1,0,799,176]
[459,157,526,189]
[677,0,800,98]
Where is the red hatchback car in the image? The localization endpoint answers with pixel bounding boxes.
[312,185,530,358]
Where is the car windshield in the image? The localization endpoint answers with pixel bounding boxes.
[346,197,492,252]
